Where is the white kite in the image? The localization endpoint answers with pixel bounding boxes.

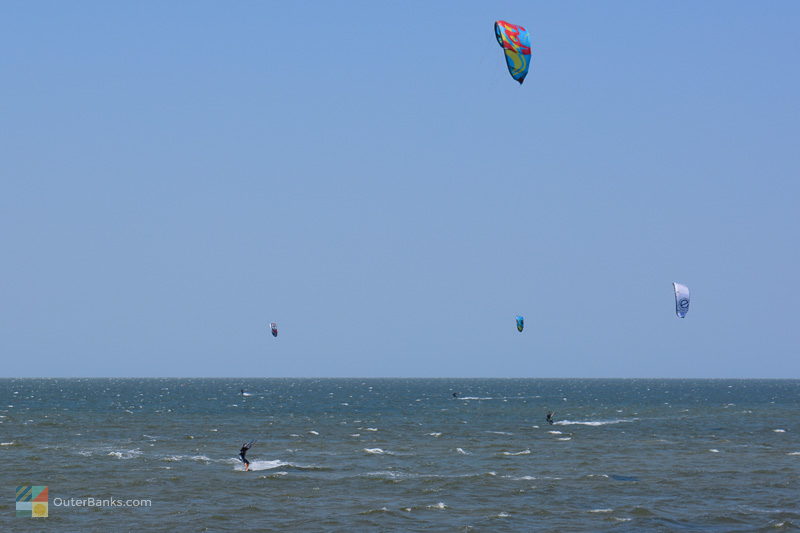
[672,282,690,318]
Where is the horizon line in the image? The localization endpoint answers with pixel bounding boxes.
[1,376,798,380]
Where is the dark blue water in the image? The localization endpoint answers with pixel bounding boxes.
[1,379,799,531]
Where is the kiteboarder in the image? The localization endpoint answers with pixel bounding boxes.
[239,440,254,471]
[546,411,554,425]
[452,392,459,398]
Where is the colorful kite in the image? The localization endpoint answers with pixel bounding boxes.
[494,20,531,84]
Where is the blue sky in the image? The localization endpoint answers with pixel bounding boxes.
[1,1,798,377]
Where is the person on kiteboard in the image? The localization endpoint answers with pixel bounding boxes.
[239,440,255,471]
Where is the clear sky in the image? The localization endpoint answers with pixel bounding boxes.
[2,1,798,377]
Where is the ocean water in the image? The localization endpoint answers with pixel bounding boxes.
[1,378,799,532]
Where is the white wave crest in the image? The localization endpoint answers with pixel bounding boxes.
[501,449,531,456]
[456,448,470,455]
[363,448,390,455]
[259,471,288,479]
[107,449,142,460]
[364,470,404,480]
[162,455,211,463]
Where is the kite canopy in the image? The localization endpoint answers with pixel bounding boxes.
[270,322,278,337]
[516,315,524,332]
[494,20,531,84]
[672,283,690,318]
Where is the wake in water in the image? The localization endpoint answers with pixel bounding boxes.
[233,458,328,472]
[236,459,291,471]
[458,397,494,400]
[554,418,638,426]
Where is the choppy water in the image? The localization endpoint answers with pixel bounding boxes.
[1,378,799,531]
